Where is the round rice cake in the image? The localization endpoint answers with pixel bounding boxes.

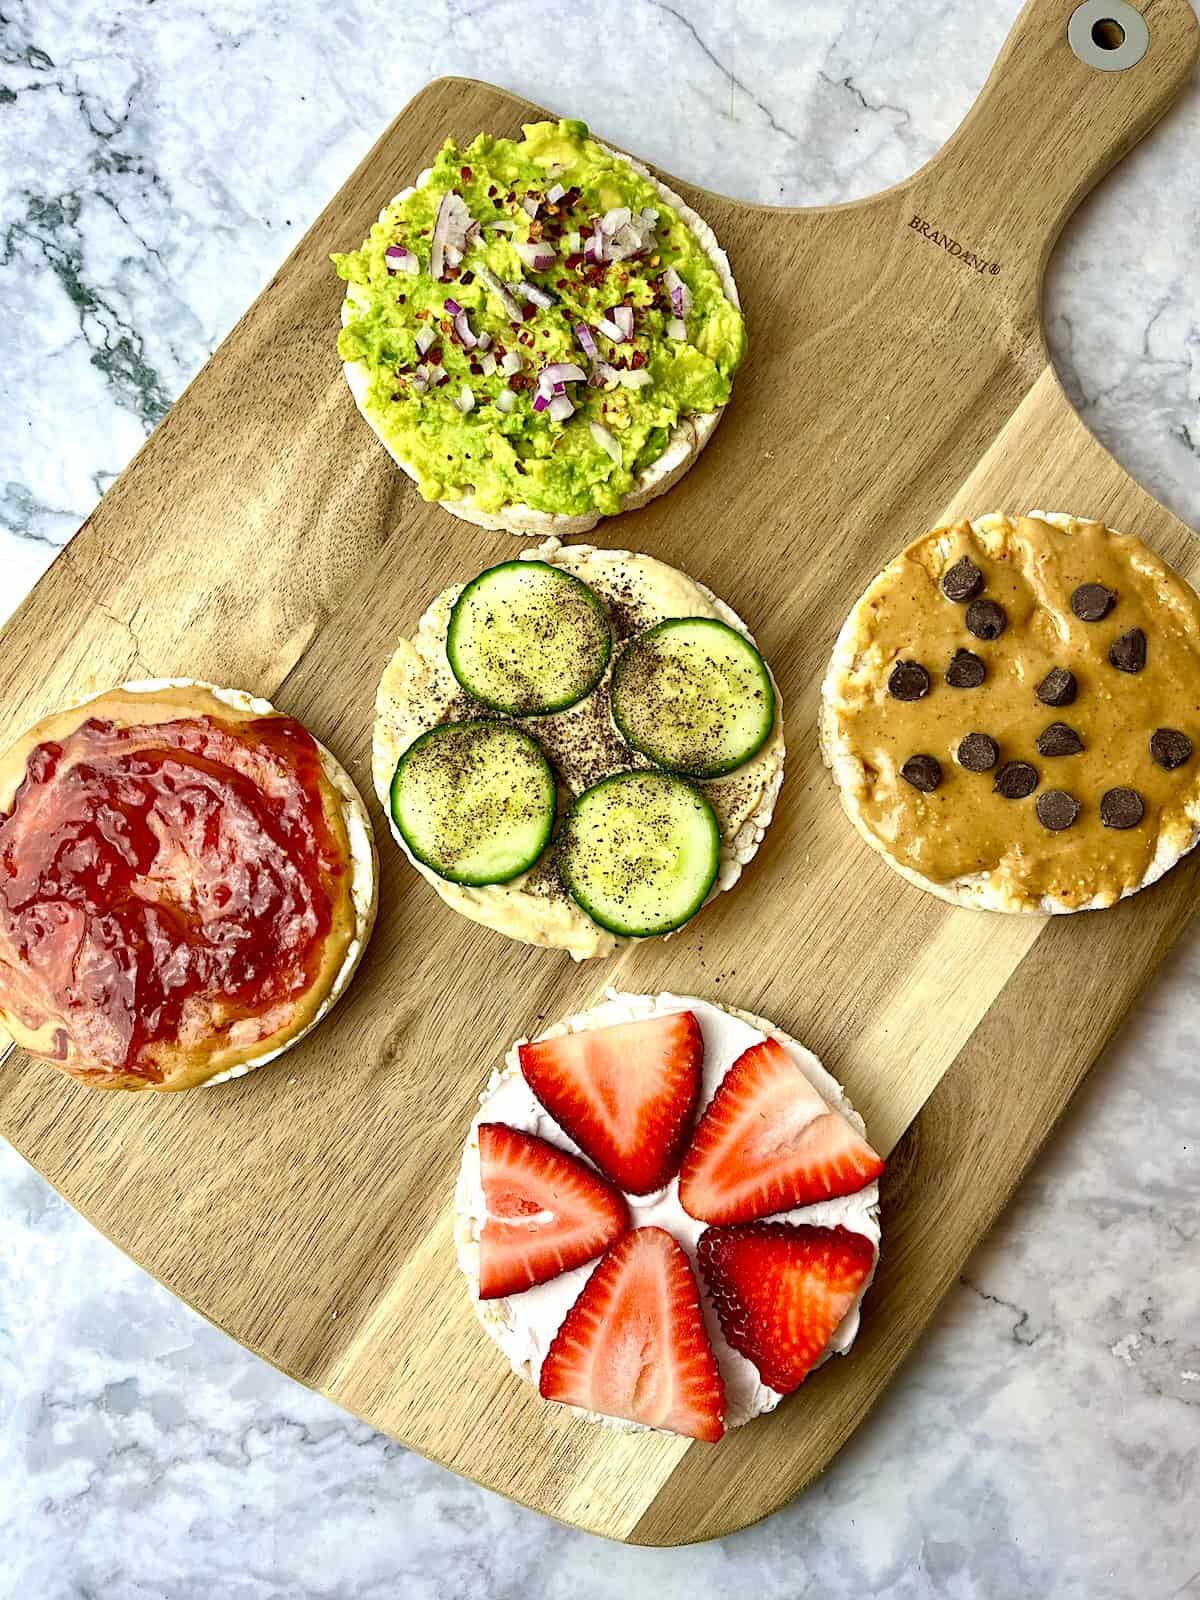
[0,680,377,1090]
[372,539,785,959]
[820,511,1200,912]
[335,119,745,537]
[453,990,882,1434]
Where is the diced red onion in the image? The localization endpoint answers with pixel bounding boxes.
[482,217,516,233]
[600,206,631,235]
[596,316,624,342]
[453,309,477,348]
[574,324,598,359]
[454,384,475,413]
[548,394,574,422]
[666,317,687,340]
[551,381,566,396]
[479,351,497,376]
[476,330,492,351]
[385,245,419,276]
[428,364,447,385]
[496,388,516,413]
[546,182,566,203]
[566,230,581,254]
[540,362,587,385]
[511,280,557,310]
[500,350,523,376]
[515,240,556,272]
[415,326,436,356]
[430,191,473,280]
[444,297,463,315]
[521,195,540,218]
[620,368,652,388]
[640,206,659,225]
[589,360,620,388]
[410,376,428,394]
[663,267,692,317]
[611,305,635,340]
[583,232,606,266]
[532,391,550,413]
[474,263,524,321]
[590,421,621,463]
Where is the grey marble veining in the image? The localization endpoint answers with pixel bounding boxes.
[1,1,1198,1595]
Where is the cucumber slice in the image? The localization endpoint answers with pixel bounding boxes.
[558,771,720,938]
[390,719,556,886]
[611,617,776,779]
[447,560,612,716]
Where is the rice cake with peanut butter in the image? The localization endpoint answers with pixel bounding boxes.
[373,538,785,958]
[820,512,1200,913]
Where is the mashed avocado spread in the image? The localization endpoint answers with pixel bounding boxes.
[333,120,747,517]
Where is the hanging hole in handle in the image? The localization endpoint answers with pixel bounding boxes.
[1068,0,1149,70]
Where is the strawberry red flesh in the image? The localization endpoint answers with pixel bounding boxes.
[539,1226,726,1440]
[518,1011,703,1194]
[678,1037,883,1224]
[698,1222,875,1394]
[477,1122,629,1300]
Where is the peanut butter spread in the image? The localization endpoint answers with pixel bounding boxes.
[822,513,1200,912]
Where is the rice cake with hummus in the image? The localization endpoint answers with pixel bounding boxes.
[0,681,377,1091]
[333,119,746,537]
[373,539,784,958]
[821,511,1200,912]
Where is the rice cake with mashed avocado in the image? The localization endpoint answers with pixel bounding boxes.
[334,120,746,536]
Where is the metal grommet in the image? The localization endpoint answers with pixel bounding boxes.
[1067,0,1150,70]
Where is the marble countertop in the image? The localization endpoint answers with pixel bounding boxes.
[1,0,1197,1593]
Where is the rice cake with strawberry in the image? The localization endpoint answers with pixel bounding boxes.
[821,511,1200,912]
[454,991,883,1439]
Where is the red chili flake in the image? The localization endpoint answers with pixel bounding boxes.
[521,303,537,321]
[460,165,473,181]
[555,279,568,289]
[460,270,474,285]
[518,330,534,345]
[396,294,406,304]
[528,219,544,240]
[565,254,583,270]
[391,391,403,401]
[415,308,429,319]
[505,191,516,203]
[508,374,532,391]
[487,184,498,197]
[631,349,648,369]
[492,197,503,209]
[428,345,444,363]
[469,361,482,374]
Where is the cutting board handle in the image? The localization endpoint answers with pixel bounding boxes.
[905,0,1198,293]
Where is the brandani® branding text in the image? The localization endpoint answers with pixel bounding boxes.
[907,215,1001,276]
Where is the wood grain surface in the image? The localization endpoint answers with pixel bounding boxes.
[1,0,1197,1545]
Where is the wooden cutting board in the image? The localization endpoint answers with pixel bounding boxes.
[1,0,1196,1546]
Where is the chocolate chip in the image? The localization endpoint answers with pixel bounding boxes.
[993,761,1039,799]
[945,649,986,689]
[901,754,943,793]
[942,556,984,603]
[1108,627,1147,674]
[1036,721,1085,757]
[1100,787,1144,829]
[1036,790,1081,831]
[1150,728,1193,770]
[888,661,931,702]
[1036,667,1078,707]
[957,732,999,772]
[966,599,1007,641]
[1071,583,1116,622]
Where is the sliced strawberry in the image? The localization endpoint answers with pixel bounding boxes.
[698,1222,875,1394]
[678,1037,883,1223]
[518,1011,703,1195]
[476,1123,629,1300]
[539,1226,726,1441]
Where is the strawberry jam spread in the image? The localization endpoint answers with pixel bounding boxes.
[0,713,347,1083]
